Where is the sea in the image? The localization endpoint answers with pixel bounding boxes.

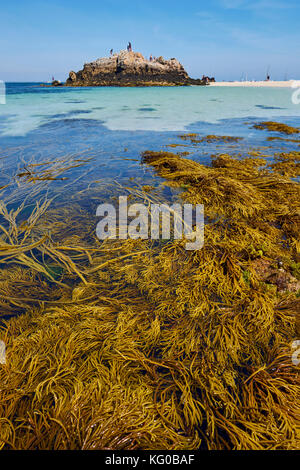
[1,82,300,205]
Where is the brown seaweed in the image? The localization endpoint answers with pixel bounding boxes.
[0,132,299,450]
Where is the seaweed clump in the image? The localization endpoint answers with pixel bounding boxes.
[268,151,300,178]
[0,144,300,450]
[253,121,300,135]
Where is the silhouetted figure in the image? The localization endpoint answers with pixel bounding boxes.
[202,75,215,84]
[110,49,113,56]
[267,74,270,81]
[149,55,153,62]
[127,42,132,52]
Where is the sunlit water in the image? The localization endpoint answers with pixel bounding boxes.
[1,83,300,204]
[2,83,300,135]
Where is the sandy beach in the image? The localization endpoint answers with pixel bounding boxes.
[209,79,300,87]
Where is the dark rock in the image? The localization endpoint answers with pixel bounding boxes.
[251,258,300,293]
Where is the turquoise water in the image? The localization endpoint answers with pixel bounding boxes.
[1,83,300,204]
[2,83,300,136]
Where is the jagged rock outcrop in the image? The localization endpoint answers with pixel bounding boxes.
[64,50,205,87]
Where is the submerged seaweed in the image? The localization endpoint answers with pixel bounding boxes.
[179,134,243,144]
[0,127,299,450]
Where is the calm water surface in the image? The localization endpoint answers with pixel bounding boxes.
[1,83,300,205]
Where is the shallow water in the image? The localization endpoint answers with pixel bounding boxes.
[2,83,300,135]
[1,83,300,203]
[1,84,299,451]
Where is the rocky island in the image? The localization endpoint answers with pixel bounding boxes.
[64,50,207,87]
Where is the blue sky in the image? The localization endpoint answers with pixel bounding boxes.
[0,0,299,82]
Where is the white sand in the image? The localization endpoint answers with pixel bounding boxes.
[209,80,300,88]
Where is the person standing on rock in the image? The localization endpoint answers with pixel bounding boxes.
[110,49,113,56]
[149,55,153,62]
[127,42,132,52]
